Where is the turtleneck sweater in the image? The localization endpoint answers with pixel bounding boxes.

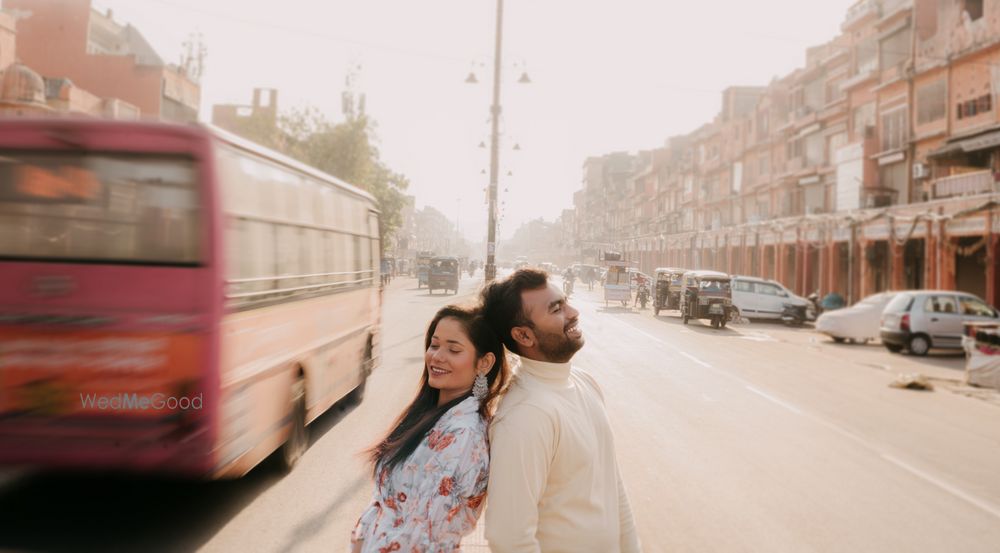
[485,356,641,553]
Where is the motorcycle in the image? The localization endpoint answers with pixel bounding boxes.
[563,276,574,296]
[780,302,816,326]
[636,285,650,309]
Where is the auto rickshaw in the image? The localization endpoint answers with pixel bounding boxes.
[679,270,734,329]
[653,267,687,316]
[416,251,433,288]
[428,256,459,295]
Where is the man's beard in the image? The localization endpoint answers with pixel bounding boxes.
[534,326,584,363]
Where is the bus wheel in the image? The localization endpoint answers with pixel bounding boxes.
[346,339,372,406]
[278,376,308,472]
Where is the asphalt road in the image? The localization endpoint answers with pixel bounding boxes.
[1,273,998,553]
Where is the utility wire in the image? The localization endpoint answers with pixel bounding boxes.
[125,0,471,65]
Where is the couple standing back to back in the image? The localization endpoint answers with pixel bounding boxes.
[351,268,641,553]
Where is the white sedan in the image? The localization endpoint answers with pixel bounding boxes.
[815,292,897,344]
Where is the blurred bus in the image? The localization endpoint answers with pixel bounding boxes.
[0,119,381,478]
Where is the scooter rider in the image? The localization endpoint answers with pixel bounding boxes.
[563,266,575,296]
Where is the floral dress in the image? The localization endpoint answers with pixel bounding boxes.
[351,396,489,552]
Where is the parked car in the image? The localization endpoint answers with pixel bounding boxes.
[731,275,815,321]
[815,291,896,344]
[879,290,999,355]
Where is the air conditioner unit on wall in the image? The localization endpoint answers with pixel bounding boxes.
[912,163,929,179]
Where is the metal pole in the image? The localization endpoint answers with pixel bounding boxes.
[484,0,504,282]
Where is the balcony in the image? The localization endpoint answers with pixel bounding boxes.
[932,170,997,199]
[860,186,899,208]
[841,0,880,31]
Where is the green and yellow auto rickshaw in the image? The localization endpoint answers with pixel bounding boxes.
[428,256,459,295]
[679,270,735,329]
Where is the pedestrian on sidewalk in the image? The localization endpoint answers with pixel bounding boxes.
[479,269,642,553]
[350,305,510,552]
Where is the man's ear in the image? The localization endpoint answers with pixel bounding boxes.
[511,326,535,349]
[477,352,496,373]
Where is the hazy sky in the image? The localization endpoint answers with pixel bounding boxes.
[92,0,856,242]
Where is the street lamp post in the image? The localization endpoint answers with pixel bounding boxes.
[484,0,505,283]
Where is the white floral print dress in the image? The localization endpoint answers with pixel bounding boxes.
[351,396,489,552]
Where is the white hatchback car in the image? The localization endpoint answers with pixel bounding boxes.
[731,275,813,321]
[815,292,896,344]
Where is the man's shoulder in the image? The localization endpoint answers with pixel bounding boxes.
[570,366,602,392]
[492,379,557,424]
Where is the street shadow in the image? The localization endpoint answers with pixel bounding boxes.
[0,392,361,553]
[902,351,966,372]
[597,305,635,314]
[278,475,368,552]
[650,313,742,335]
[0,468,283,553]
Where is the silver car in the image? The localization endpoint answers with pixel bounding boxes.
[879,290,999,355]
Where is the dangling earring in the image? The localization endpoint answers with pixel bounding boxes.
[473,372,488,401]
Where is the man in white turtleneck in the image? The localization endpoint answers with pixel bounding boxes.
[480,269,641,553]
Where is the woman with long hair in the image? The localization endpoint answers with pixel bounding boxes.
[350,305,509,552]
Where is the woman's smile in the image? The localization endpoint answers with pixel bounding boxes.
[429,365,452,377]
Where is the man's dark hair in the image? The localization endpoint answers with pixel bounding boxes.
[479,268,549,354]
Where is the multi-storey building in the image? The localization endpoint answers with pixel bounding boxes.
[5,0,200,122]
[568,0,1000,308]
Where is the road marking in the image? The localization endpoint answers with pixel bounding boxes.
[700,393,717,403]
[626,325,668,346]
[601,307,1000,521]
[880,453,1000,520]
[680,351,712,368]
[745,385,804,414]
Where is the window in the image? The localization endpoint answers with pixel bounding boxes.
[854,36,877,76]
[957,94,992,119]
[924,295,958,314]
[754,282,783,296]
[879,162,907,202]
[964,0,984,21]
[852,102,876,139]
[880,108,909,151]
[733,279,754,293]
[805,132,825,166]
[828,132,848,165]
[759,155,770,176]
[787,137,804,160]
[955,94,993,119]
[826,77,846,104]
[960,297,995,317]
[917,80,946,124]
[885,293,914,313]
[804,183,826,214]
[0,153,201,265]
[880,28,911,73]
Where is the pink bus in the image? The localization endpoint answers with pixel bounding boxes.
[0,118,381,478]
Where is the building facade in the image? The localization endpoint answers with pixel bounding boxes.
[571,0,1000,308]
[2,0,198,121]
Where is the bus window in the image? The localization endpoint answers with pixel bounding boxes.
[0,153,200,265]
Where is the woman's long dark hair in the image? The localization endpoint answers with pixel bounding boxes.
[367,305,509,477]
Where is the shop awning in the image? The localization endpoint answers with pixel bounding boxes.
[929,127,1000,157]
[957,130,1000,152]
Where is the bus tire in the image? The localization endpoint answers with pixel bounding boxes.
[277,375,308,473]
[346,338,373,406]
